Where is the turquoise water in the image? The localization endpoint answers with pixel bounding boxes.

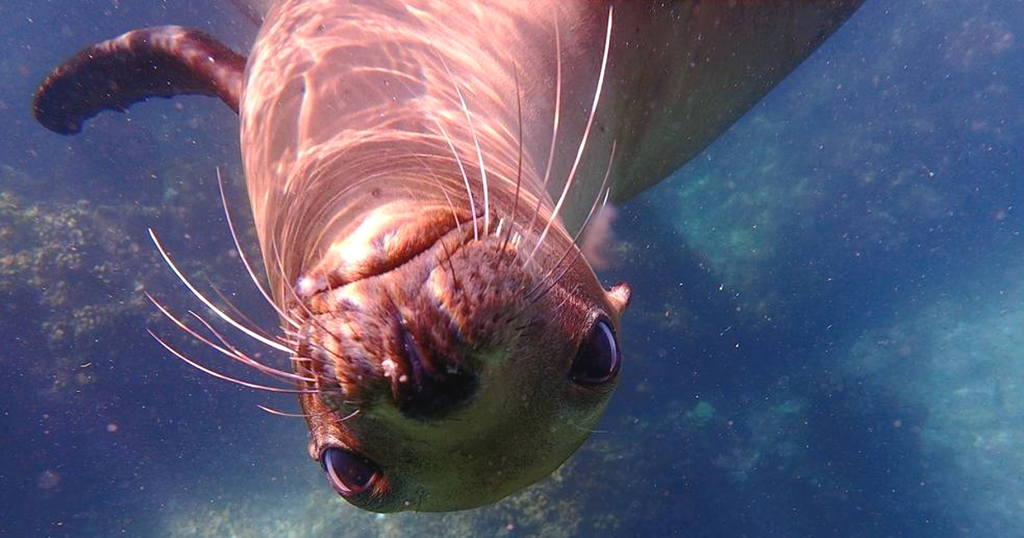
[2,1,1022,536]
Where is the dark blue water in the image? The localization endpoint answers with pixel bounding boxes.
[2,1,1021,536]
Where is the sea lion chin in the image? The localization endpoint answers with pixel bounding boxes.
[292,203,630,511]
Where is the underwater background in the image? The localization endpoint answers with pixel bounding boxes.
[1,0,1022,536]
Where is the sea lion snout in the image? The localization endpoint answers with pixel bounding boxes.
[296,216,532,414]
[290,211,627,511]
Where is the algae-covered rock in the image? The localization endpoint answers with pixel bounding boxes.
[842,274,1024,535]
[163,438,637,538]
[0,162,254,397]
[685,400,715,427]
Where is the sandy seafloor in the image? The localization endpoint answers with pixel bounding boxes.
[1,0,1022,536]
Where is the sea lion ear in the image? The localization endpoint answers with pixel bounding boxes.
[33,25,246,135]
[606,282,631,316]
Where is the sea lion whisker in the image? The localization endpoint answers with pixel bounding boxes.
[525,188,612,307]
[205,283,326,373]
[513,320,536,333]
[525,15,563,250]
[436,53,491,236]
[565,416,608,434]
[499,60,524,266]
[185,309,316,384]
[217,166,300,329]
[147,329,326,395]
[257,404,360,421]
[145,291,313,384]
[208,283,286,346]
[268,242,387,383]
[269,238,348,366]
[438,235,461,284]
[524,141,616,301]
[149,228,293,354]
[542,14,562,193]
[433,119,479,240]
[413,154,463,238]
[256,404,313,418]
[307,175,392,258]
[527,6,613,265]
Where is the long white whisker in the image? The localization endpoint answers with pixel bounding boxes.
[217,167,299,329]
[269,239,346,367]
[524,141,616,303]
[526,14,563,244]
[437,54,491,234]
[412,154,464,237]
[146,292,312,384]
[500,61,525,263]
[207,283,282,343]
[147,329,323,394]
[257,405,361,420]
[541,15,563,191]
[526,187,611,304]
[187,309,315,384]
[309,174,405,256]
[434,119,479,239]
[528,6,613,264]
[272,245,387,392]
[149,228,293,354]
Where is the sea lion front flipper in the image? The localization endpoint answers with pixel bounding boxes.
[33,26,246,135]
[599,1,865,203]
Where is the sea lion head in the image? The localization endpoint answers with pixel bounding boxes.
[290,200,630,512]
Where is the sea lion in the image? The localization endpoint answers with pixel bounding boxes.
[33,0,863,512]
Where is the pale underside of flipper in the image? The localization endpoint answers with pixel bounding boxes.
[596,0,866,203]
[33,25,246,135]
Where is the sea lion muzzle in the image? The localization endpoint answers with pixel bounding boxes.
[289,209,627,511]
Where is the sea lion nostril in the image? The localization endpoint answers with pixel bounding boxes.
[321,447,379,496]
[400,327,427,387]
[394,326,477,420]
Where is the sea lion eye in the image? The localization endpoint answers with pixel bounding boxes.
[568,318,621,385]
[320,447,379,496]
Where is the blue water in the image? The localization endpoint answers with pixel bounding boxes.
[1,1,1022,536]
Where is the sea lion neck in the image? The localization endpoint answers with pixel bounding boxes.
[240,1,615,297]
[260,132,554,303]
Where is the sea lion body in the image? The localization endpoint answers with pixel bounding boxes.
[32,0,864,513]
